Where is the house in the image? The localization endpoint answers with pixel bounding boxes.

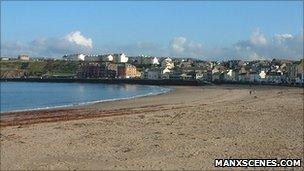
[166,69,182,80]
[266,71,282,83]
[289,60,304,83]
[117,63,139,79]
[249,72,260,82]
[212,72,224,82]
[63,54,85,61]
[0,57,10,61]
[146,68,161,80]
[84,54,99,61]
[161,72,170,79]
[113,53,128,63]
[162,67,171,74]
[101,54,114,62]
[84,54,114,62]
[77,63,102,78]
[161,57,174,69]
[180,73,195,80]
[212,67,219,74]
[142,56,159,65]
[180,59,194,68]
[259,70,267,81]
[238,73,249,82]
[200,70,212,82]
[18,54,30,61]
[224,69,238,81]
[195,70,204,80]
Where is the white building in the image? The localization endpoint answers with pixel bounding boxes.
[151,57,159,65]
[162,67,171,74]
[85,53,120,62]
[0,57,10,61]
[113,53,128,63]
[101,54,114,62]
[18,54,30,61]
[63,54,85,61]
[143,57,159,65]
[259,70,266,80]
[161,57,174,69]
[85,54,99,61]
[224,69,237,81]
[136,56,159,65]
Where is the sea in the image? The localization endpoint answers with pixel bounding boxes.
[0,82,171,113]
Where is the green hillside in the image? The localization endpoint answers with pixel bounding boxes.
[0,60,82,78]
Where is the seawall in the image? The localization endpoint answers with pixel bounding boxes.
[1,78,303,87]
[0,78,207,86]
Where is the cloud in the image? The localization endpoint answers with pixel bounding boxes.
[170,37,187,53]
[273,33,293,44]
[250,28,267,45]
[206,28,303,60]
[1,28,302,60]
[169,36,204,57]
[1,31,93,57]
[64,31,92,48]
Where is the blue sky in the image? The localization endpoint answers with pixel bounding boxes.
[1,1,303,60]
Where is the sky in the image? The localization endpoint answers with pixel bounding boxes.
[1,1,303,60]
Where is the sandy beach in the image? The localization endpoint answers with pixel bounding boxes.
[0,85,303,170]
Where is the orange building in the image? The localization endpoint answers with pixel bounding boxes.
[117,63,139,78]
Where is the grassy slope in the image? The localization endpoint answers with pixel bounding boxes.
[0,60,81,77]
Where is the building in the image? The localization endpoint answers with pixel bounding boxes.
[84,54,99,61]
[18,54,29,61]
[113,53,128,63]
[0,57,10,61]
[238,73,249,82]
[77,63,103,78]
[161,57,174,69]
[63,54,85,61]
[85,54,115,62]
[142,57,159,65]
[101,54,114,62]
[212,72,224,82]
[180,59,194,68]
[180,73,195,80]
[106,63,118,78]
[141,68,161,80]
[169,69,183,80]
[288,60,304,83]
[259,70,267,81]
[117,63,139,79]
[224,69,238,81]
[133,56,159,65]
[266,71,283,83]
[249,72,260,82]
[195,70,204,80]
[162,67,171,74]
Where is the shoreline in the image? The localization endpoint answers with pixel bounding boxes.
[0,86,176,127]
[1,85,303,170]
[0,85,173,114]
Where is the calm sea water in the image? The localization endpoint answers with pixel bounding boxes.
[0,82,171,113]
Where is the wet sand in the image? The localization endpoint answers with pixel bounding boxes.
[0,85,303,170]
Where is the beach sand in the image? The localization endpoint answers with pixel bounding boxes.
[0,85,303,170]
